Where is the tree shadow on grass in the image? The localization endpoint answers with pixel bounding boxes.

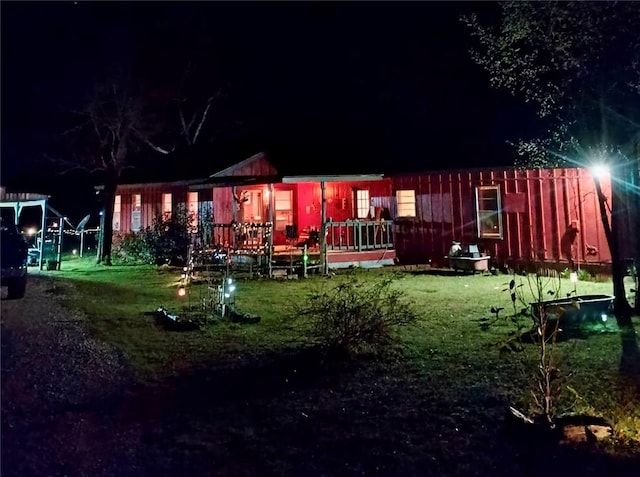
[86,345,355,421]
[406,268,460,277]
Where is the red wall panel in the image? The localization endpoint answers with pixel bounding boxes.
[391,167,612,268]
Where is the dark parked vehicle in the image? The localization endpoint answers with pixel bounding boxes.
[1,219,28,299]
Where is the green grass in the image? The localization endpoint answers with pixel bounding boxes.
[40,256,640,472]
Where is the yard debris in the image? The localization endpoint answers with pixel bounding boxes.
[229,310,261,324]
[155,306,200,331]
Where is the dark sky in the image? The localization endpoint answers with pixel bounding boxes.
[1,1,533,221]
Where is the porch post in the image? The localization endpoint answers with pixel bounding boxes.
[232,185,238,250]
[268,183,274,278]
[321,181,327,275]
[40,202,46,271]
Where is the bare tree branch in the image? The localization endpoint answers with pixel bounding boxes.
[192,95,215,144]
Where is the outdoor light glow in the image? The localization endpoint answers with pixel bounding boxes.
[570,272,578,283]
[227,278,233,284]
[177,286,187,297]
[72,249,77,255]
[26,227,37,236]
[229,284,236,293]
[591,164,610,179]
[224,293,231,298]
[183,266,188,272]
[601,313,608,322]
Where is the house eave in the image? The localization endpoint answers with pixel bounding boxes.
[282,174,385,183]
[209,152,273,178]
[95,179,205,191]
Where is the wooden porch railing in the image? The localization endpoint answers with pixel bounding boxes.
[196,220,394,254]
[327,220,394,252]
[204,222,272,253]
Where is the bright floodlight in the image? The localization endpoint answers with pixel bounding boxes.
[27,227,37,236]
[601,313,608,322]
[591,164,610,179]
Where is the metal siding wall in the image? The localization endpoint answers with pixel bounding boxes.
[391,167,612,267]
[213,187,234,223]
[119,192,132,235]
[295,183,316,233]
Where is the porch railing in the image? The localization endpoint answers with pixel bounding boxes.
[203,222,272,253]
[327,220,394,252]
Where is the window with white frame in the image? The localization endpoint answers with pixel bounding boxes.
[355,189,370,219]
[131,194,141,231]
[396,190,416,217]
[113,195,121,231]
[274,190,293,231]
[162,193,172,219]
[187,191,198,231]
[475,185,503,238]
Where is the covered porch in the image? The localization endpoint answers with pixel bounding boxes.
[191,173,396,274]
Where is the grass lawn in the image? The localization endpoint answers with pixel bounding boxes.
[40,256,640,475]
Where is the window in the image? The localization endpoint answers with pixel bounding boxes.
[162,193,172,219]
[476,186,502,238]
[113,195,121,231]
[187,191,198,231]
[274,190,293,231]
[396,190,416,217]
[131,194,141,231]
[355,189,370,219]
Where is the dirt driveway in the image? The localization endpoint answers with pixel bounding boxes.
[1,276,208,477]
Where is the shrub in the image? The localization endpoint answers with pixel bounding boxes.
[112,232,154,265]
[146,206,193,266]
[497,269,577,428]
[294,273,419,356]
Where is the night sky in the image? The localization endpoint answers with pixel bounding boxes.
[1,1,534,222]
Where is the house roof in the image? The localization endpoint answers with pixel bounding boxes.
[116,133,389,187]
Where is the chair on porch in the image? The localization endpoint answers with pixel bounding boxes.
[285,225,298,247]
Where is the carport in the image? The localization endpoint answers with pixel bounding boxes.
[0,189,66,270]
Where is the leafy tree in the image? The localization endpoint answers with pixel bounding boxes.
[463,1,640,325]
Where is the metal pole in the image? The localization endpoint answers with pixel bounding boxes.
[268,183,274,278]
[320,181,327,275]
[57,216,63,270]
[39,203,46,271]
[97,210,105,261]
[80,231,84,258]
[303,244,308,278]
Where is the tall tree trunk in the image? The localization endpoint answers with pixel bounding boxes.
[596,172,639,372]
[594,176,633,325]
[98,173,118,266]
[629,154,640,314]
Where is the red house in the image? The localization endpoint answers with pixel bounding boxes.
[111,152,615,273]
[111,152,396,271]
